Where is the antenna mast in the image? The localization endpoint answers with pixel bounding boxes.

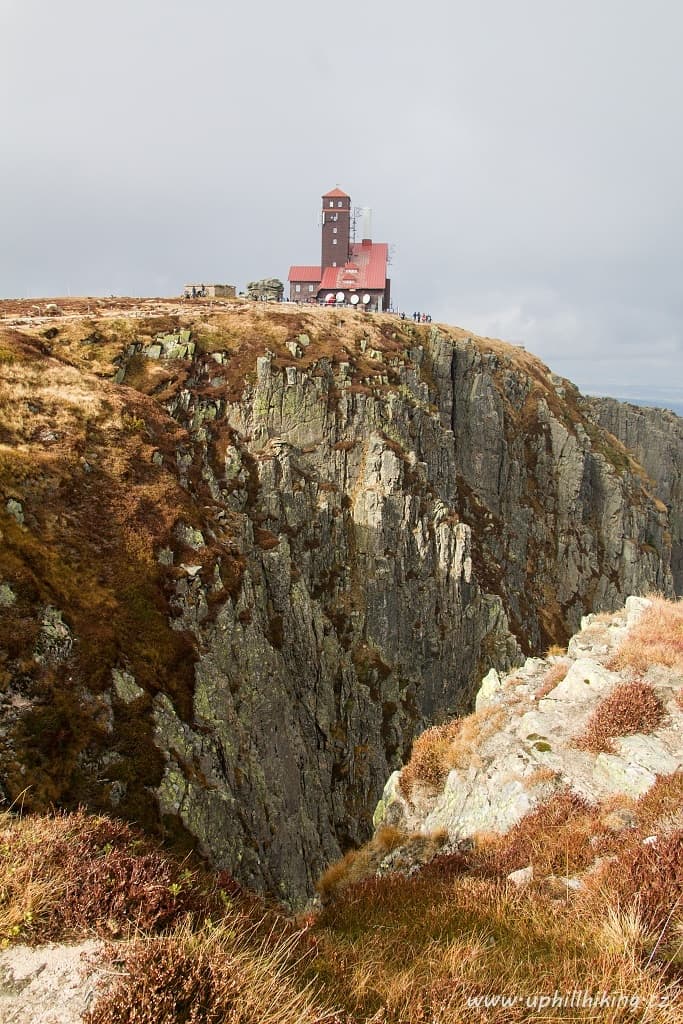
[351,206,363,245]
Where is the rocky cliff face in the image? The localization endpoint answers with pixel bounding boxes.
[0,300,677,905]
[583,396,683,596]
[440,349,674,646]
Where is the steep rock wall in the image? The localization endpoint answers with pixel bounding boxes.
[152,346,521,902]
[582,396,683,595]
[144,323,672,902]
[426,335,673,646]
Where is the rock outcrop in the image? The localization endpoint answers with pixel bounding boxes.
[374,595,682,844]
[0,302,679,905]
[246,279,284,302]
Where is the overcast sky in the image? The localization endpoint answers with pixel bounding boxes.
[2,0,682,406]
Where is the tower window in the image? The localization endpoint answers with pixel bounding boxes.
[329,200,334,207]
[295,284,301,293]
[332,239,337,244]
[333,227,337,234]
[308,284,314,292]
[332,261,337,267]
[337,200,343,207]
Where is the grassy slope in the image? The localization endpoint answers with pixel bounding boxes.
[0,321,213,839]
[0,774,680,1022]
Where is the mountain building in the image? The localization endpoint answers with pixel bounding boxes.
[288,187,391,311]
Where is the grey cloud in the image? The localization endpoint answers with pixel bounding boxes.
[1,0,682,405]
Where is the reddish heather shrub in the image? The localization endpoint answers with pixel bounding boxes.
[582,832,683,936]
[0,809,235,943]
[633,772,683,838]
[474,790,600,877]
[573,680,665,754]
[86,920,329,1024]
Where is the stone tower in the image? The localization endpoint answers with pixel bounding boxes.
[321,187,351,270]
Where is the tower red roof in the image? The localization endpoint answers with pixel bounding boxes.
[322,187,350,199]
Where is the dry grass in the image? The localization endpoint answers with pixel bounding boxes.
[589,610,619,625]
[316,827,407,904]
[609,596,683,674]
[398,706,504,800]
[633,773,683,834]
[0,809,236,947]
[316,826,448,903]
[581,832,683,938]
[309,777,683,1021]
[598,902,660,960]
[573,680,665,753]
[2,791,681,1023]
[398,720,462,797]
[474,790,602,878]
[313,857,681,1023]
[523,765,560,789]
[86,919,336,1024]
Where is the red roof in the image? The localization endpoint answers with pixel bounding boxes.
[288,265,321,282]
[322,187,350,199]
[319,242,388,292]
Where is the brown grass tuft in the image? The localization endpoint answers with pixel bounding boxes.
[316,826,450,904]
[573,680,665,754]
[534,659,569,699]
[581,832,683,938]
[474,790,601,878]
[316,826,410,903]
[609,596,683,674]
[399,706,504,801]
[524,765,560,789]
[398,720,461,798]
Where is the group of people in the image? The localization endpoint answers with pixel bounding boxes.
[398,311,432,322]
[184,285,207,299]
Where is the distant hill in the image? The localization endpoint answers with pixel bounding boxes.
[589,387,683,418]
